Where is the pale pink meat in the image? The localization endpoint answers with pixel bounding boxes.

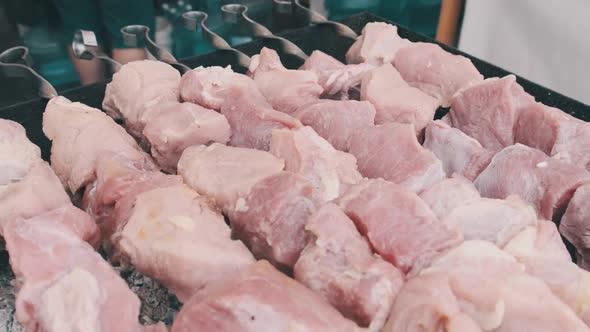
[229,172,323,270]
[294,203,404,331]
[424,120,495,180]
[561,184,590,268]
[448,75,536,150]
[442,195,537,247]
[171,260,360,332]
[43,96,158,193]
[515,102,590,172]
[345,22,411,65]
[360,64,439,135]
[504,221,590,325]
[269,126,362,201]
[338,179,462,273]
[115,184,255,302]
[348,123,445,193]
[3,209,149,332]
[179,66,301,150]
[102,60,180,137]
[474,144,590,220]
[393,42,483,107]
[300,50,345,71]
[177,143,284,213]
[249,48,323,114]
[292,100,376,151]
[0,119,41,184]
[142,101,230,172]
[419,175,481,220]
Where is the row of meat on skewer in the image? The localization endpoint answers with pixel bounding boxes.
[2,21,590,331]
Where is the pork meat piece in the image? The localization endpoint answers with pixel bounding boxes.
[442,195,537,247]
[294,203,404,331]
[448,75,536,150]
[474,144,590,220]
[348,122,445,193]
[423,241,588,332]
[269,126,362,201]
[515,102,590,172]
[3,209,150,332]
[424,120,495,180]
[249,47,323,114]
[43,96,158,193]
[102,60,180,137]
[179,66,301,150]
[300,50,345,71]
[504,220,590,325]
[116,184,255,302]
[0,119,41,183]
[345,22,411,65]
[171,260,360,332]
[361,64,439,135]
[419,175,481,220]
[82,157,182,246]
[229,172,323,270]
[561,183,590,268]
[393,42,483,107]
[292,100,376,151]
[177,143,284,213]
[142,101,230,172]
[338,179,462,273]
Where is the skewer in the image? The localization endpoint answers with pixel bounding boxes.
[72,30,122,72]
[0,46,58,99]
[182,10,251,70]
[220,4,309,61]
[286,0,358,40]
[120,25,191,73]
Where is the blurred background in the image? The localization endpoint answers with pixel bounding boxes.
[0,0,441,96]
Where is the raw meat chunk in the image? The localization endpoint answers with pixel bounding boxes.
[348,123,445,193]
[294,204,404,331]
[361,64,439,135]
[269,126,362,201]
[116,184,255,302]
[43,96,158,193]
[300,50,345,72]
[179,66,301,150]
[385,241,589,332]
[338,179,462,273]
[177,143,284,213]
[229,172,323,270]
[171,260,360,332]
[474,144,590,220]
[345,22,411,65]
[442,195,537,247]
[142,101,230,172]
[249,47,323,113]
[424,120,495,180]
[393,42,483,107]
[561,184,590,268]
[505,221,590,325]
[0,119,41,184]
[293,100,376,151]
[448,75,535,150]
[102,60,180,137]
[3,210,149,332]
[419,175,481,220]
[515,102,590,172]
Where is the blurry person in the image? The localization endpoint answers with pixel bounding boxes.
[53,0,156,84]
[437,0,590,105]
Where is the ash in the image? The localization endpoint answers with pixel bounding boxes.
[0,252,179,331]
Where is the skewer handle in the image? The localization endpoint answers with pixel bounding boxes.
[0,46,58,99]
[72,30,122,72]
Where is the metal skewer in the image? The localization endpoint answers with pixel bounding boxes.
[220,4,308,61]
[120,25,191,74]
[274,0,358,41]
[0,46,58,99]
[72,30,122,73]
[182,10,251,70]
